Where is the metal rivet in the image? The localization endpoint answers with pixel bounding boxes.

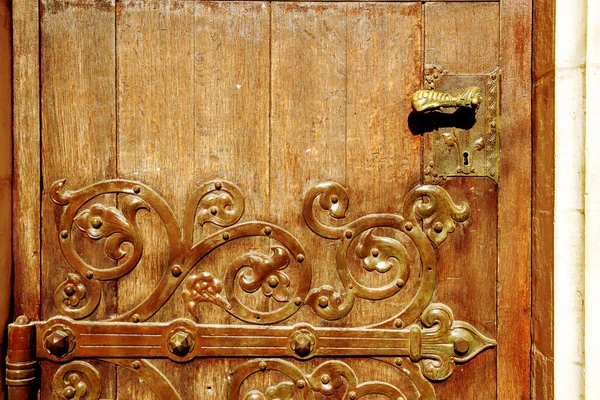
[64,284,76,296]
[394,319,403,328]
[63,387,76,399]
[45,330,71,358]
[345,230,353,239]
[396,279,405,288]
[168,331,194,357]
[429,161,434,167]
[209,206,218,216]
[405,222,413,231]
[296,379,305,388]
[394,358,403,366]
[321,374,330,384]
[433,222,444,233]
[330,195,339,204]
[290,331,315,357]
[132,185,141,194]
[86,271,94,279]
[215,181,223,190]
[132,314,140,323]
[492,73,497,80]
[454,337,471,355]
[132,361,141,370]
[264,226,272,236]
[60,230,69,239]
[491,121,497,129]
[318,296,329,308]
[349,391,357,400]
[371,248,379,258]
[294,297,303,306]
[296,254,305,263]
[222,232,230,241]
[90,216,103,229]
[348,284,354,290]
[171,265,182,277]
[259,361,267,371]
[267,275,279,288]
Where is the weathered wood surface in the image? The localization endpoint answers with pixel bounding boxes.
[17,0,534,398]
[424,3,499,398]
[12,0,41,322]
[0,1,11,399]
[532,0,555,397]
[39,0,117,398]
[498,0,532,398]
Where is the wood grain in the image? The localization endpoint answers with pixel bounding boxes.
[532,0,554,397]
[424,3,500,398]
[40,1,117,397]
[12,0,41,322]
[117,1,271,397]
[0,1,11,398]
[499,0,532,398]
[270,1,347,328]
[345,2,422,326]
[434,178,497,399]
[425,2,499,74]
[117,1,195,397]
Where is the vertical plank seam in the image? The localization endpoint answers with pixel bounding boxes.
[114,4,120,397]
[37,0,43,323]
[496,2,502,397]
[420,2,425,185]
[344,2,348,187]
[269,1,273,219]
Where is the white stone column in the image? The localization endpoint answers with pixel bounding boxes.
[555,0,587,397]
[586,0,600,398]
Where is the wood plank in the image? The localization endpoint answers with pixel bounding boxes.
[116,1,195,397]
[12,0,41,322]
[40,1,117,398]
[270,1,347,327]
[345,2,422,326]
[425,2,499,74]
[187,0,271,326]
[0,1,11,398]
[499,0,532,398]
[116,1,272,397]
[434,178,497,399]
[424,3,499,398]
[532,0,555,397]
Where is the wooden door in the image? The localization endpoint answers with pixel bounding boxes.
[8,0,532,399]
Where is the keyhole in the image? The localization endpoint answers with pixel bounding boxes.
[463,152,470,166]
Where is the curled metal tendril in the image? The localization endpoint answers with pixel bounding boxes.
[52,361,101,400]
[54,273,101,319]
[230,359,412,400]
[184,243,310,325]
[183,180,244,247]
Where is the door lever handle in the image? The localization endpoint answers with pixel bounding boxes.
[412,86,482,113]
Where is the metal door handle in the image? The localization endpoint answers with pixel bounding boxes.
[412,86,482,112]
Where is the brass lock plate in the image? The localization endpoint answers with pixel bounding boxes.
[419,65,501,184]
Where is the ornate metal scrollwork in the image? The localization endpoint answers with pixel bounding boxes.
[229,359,424,400]
[43,178,495,399]
[51,361,101,400]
